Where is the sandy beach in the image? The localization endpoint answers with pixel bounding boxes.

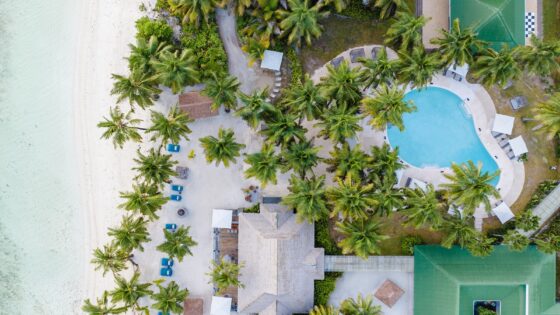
[73,0,147,301]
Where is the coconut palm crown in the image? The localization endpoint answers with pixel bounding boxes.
[533,93,560,139]
[430,18,486,67]
[471,46,521,87]
[199,128,246,167]
[278,0,328,47]
[111,71,161,110]
[118,182,168,220]
[151,49,200,94]
[283,175,329,223]
[156,225,198,262]
[336,217,388,259]
[97,106,144,149]
[147,105,193,146]
[202,73,241,111]
[132,148,178,187]
[151,281,190,315]
[384,12,428,51]
[206,258,245,294]
[362,84,416,131]
[244,145,282,186]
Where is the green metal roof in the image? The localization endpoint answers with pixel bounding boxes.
[413,245,558,315]
[449,0,525,50]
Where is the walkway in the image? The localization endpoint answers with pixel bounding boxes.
[520,184,560,236]
[324,255,414,272]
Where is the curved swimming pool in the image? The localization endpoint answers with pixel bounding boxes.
[387,87,500,184]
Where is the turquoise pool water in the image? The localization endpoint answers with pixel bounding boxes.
[387,87,500,184]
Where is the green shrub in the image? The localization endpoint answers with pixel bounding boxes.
[181,23,228,81]
[243,203,260,213]
[340,0,377,20]
[135,17,174,42]
[315,218,342,255]
[401,235,424,255]
[155,0,171,10]
[314,272,342,306]
[477,306,497,315]
[286,47,304,86]
[527,181,559,210]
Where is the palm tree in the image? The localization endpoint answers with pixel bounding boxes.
[111,71,161,110]
[199,128,245,167]
[281,140,321,178]
[82,291,127,315]
[320,0,348,12]
[466,234,495,257]
[502,230,530,252]
[441,161,500,216]
[325,143,369,180]
[133,148,178,187]
[319,61,363,104]
[278,0,328,47]
[362,84,416,131]
[119,182,168,220]
[315,103,363,144]
[358,47,398,89]
[336,217,388,259]
[261,112,307,147]
[340,294,382,315]
[516,210,540,232]
[206,258,245,294]
[151,281,189,315]
[397,47,441,88]
[91,242,130,276]
[202,73,240,112]
[168,0,221,26]
[236,89,278,129]
[533,93,560,139]
[128,35,172,75]
[403,185,444,230]
[373,0,409,19]
[310,305,338,315]
[281,74,325,121]
[109,271,152,312]
[471,46,521,87]
[147,106,193,146]
[156,226,198,262]
[440,214,477,249]
[244,145,282,186]
[384,12,428,51]
[430,18,486,67]
[368,143,403,183]
[535,235,560,254]
[108,215,151,253]
[283,175,329,223]
[151,49,200,94]
[97,107,144,149]
[371,177,405,216]
[516,35,560,77]
[327,174,376,220]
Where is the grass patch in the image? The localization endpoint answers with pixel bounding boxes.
[543,0,560,41]
[314,272,342,306]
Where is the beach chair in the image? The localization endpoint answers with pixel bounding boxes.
[161,258,174,267]
[491,131,502,138]
[507,150,516,160]
[349,48,365,63]
[170,194,182,201]
[160,267,173,277]
[171,184,184,193]
[165,223,178,231]
[330,56,344,68]
[167,143,180,153]
[510,96,528,111]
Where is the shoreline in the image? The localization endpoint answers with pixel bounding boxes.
[72,0,147,303]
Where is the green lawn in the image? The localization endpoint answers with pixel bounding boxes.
[543,0,560,41]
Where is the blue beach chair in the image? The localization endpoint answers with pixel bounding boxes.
[167,143,180,153]
[170,194,182,201]
[158,312,170,315]
[161,258,174,267]
[171,184,184,193]
[160,267,173,277]
[165,223,177,231]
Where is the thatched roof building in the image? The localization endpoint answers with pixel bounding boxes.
[178,92,218,119]
[237,203,324,315]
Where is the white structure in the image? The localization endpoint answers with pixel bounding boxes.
[447,63,469,80]
[492,201,515,224]
[261,50,284,71]
[237,203,324,315]
[210,296,232,315]
[212,209,233,229]
[509,136,528,157]
[492,114,515,135]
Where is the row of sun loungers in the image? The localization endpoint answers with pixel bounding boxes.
[492,132,517,160]
[330,46,383,68]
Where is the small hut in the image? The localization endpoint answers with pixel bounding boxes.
[178,92,218,119]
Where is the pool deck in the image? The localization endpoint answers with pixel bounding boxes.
[310,46,525,226]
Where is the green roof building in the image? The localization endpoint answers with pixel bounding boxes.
[449,0,525,50]
[414,245,560,315]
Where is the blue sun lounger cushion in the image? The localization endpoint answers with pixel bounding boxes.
[158,312,170,315]
[160,267,173,277]
[166,143,180,153]
[171,184,184,193]
[170,194,182,201]
[165,223,177,231]
[161,258,174,267]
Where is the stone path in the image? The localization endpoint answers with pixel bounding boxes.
[520,184,560,236]
[324,255,414,272]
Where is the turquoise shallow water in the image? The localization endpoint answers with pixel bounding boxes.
[0,0,84,313]
[387,87,500,185]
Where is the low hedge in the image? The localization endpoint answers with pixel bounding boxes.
[314,272,342,306]
[181,22,228,81]
[315,218,342,255]
[135,16,173,42]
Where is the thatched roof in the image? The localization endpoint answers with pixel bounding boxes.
[183,298,203,315]
[178,92,218,119]
[237,203,325,315]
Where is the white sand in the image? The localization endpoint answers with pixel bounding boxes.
[73,0,148,302]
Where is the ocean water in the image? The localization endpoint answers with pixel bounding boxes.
[387,87,500,185]
[0,0,84,314]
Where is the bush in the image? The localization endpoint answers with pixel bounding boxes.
[155,0,171,11]
[527,181,559,210]
[135,17,174,42]
[315,218,342,255]
[286,47,304,86]
[314,272,342,306]
[401,235,424,255]
[340,0,377,20]
[243,203,260,213]
[181,23,228,81]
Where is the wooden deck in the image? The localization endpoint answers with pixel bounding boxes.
[214,212,239,309]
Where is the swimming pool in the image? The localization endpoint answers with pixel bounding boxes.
[387,87,500,184]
